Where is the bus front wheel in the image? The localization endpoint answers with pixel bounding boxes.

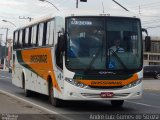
[49,82,61,107]
[111,100,124,107]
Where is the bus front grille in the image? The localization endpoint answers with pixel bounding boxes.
[81,93,130,98]
[89,86,124,89]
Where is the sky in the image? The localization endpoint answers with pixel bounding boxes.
[0,0,160,44]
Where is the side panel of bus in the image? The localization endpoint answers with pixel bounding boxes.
[12,16,65,96]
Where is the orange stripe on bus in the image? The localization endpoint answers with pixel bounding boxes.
[77,74,138,87]
[21,48,61,92]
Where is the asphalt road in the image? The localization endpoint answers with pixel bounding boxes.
[0,71,160,120]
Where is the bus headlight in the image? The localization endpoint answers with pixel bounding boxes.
[65,78,89,88]
[123,79,142,89]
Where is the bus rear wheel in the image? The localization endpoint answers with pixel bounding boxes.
[23,82,33,97]
[22,74,32,97]
[24,89,32,97]
[111,100,124,107]
[49,82,61,107]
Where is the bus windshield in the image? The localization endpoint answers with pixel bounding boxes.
[66,17,142,72]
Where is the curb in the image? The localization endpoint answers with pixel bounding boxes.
[0,69,8,72]
[0,90,72,120]
[143,89,160,92]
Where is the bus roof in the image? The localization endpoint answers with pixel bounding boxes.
[15,9,140,31]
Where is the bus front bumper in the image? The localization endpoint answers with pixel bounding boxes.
[62,81,142,100]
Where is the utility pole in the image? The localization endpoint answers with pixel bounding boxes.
[0,34,3,61]
[102,1,105,13]
[76,0,78,8]
[7,39,12,67]
[1,20,15,69]
[139,5,141,14]
[3,28,9,70]
[0,28,9,70]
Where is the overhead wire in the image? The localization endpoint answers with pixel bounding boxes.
[128,1,160,9]
[142,19,160,23]
[145,25,160,29]
[54,0,69,5]
[125,1,160,30]
[142,18,160,22]
[128,1,160,18]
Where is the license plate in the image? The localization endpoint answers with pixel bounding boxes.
[100,92,114,98]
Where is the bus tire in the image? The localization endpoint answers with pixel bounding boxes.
[111,100,124,107]
[22,74,32,97]
[49,81,61,107]
[24,89,32,97]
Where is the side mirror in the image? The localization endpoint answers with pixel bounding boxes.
[57,34,66,53]
[145,36,151,52]
[142,28,151,52]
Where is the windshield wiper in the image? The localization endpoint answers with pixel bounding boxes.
[109,49,128,70]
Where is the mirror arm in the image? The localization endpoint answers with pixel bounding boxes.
[142,28,148,36]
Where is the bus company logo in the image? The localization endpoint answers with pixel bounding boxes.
[30,55,47,63]
[91,81,122,85]
[99,71,116,75]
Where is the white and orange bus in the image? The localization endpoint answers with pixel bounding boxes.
[12,13,147,107]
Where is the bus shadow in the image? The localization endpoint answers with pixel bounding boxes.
[62,100,134,112]
[18,92,136,113]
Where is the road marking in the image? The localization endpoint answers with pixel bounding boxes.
[126,100,160,109]
[0,89,73,120]
[146,92,160,97]
[149,93,160,97]
[0,75,11,79]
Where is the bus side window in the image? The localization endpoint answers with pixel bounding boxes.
[17,31,20,49]
[25,28,29,48]
[13,32,15,49]
[38,23,44,46]
[19,30,23,48]
[31,25,37,47]
[46,20,54,46]
[14,31,18,49]
[46,21,50,45]
[22,29,26,48]
[42,22,47,46]
[28,27,32,47]
[36,24,39,47]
